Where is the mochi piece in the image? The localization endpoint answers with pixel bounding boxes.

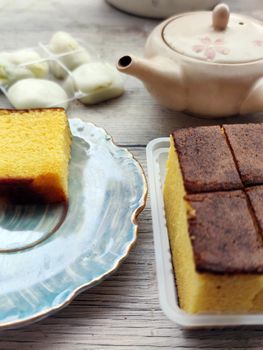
[9,49,49,78]
[0,50,49,86]
[65,62,124,105]
[7,78,68,109]
[49,31,91,79]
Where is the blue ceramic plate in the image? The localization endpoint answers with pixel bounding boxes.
[0,119,147,329]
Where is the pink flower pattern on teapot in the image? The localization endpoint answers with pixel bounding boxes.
[192,37,230,61]
[254,39,263,47]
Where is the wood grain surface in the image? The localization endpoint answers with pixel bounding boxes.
[0,0,263,349]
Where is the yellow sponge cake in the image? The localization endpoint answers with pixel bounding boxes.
[0,109,71,203]
[164,124,263,314]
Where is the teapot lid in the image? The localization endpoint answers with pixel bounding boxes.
[162,4,263,63]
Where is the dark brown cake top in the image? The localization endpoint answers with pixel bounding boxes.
[223,123,263,186]
[172,126,242,193]
[246,186,263,232]
[187,190,263,274]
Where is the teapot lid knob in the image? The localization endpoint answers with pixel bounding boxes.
[212,3,230,31]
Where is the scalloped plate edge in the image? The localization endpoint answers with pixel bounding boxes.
[0,120,147,330]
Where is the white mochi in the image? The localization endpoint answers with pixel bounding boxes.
[7,79,69,109]
[9,50,49,78]
[0,50,49,86]
[49,31,91,79]
[65,62,124,105]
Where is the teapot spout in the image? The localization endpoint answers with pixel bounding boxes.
[117,55,154,81]
[117,54,186,111]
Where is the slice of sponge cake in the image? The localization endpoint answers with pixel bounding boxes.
[164,124,263,314]
[187,191,263,274]
[0,109,71,203]
[172,126,242,193]
[224,123,263,186]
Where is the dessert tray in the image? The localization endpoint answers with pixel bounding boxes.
[146,137,263,328]
[0,119,146,329]
[0,40,111,109]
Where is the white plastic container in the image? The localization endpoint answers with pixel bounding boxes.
[146,137,263,328]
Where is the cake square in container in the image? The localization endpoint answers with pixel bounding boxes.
[186,191,263,274]
[223,123,263,186]
[171,126,242,193]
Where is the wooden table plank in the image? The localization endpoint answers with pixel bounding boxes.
[0,1,263,349]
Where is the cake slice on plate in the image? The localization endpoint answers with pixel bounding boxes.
[0,108,71,203]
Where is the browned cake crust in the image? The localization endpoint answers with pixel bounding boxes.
[0,178,67,204]
[223,123,263,186]
[186,190,263,274]
[172,126,242,193]
[0,108,64,114]
[0,178,41,204]
[246,186,263,233]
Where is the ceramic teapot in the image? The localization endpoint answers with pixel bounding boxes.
[117,4,263,118]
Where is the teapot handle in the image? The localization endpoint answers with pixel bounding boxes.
[240,78,263,114]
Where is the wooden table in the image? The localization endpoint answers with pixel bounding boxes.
[1,0,263,348]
